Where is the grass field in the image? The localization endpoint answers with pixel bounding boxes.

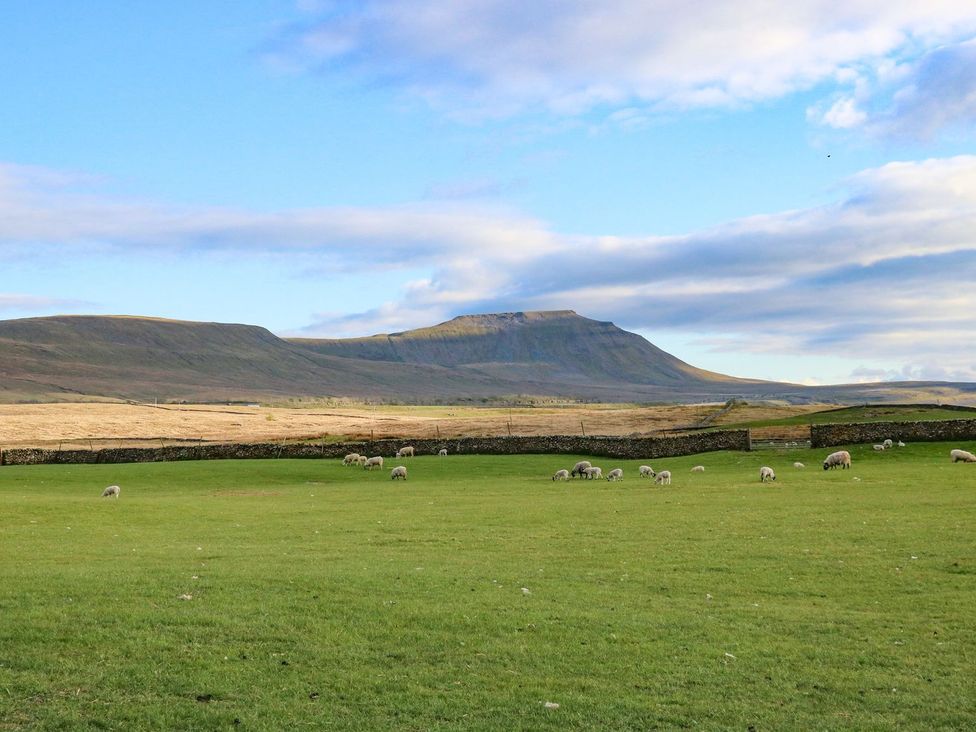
[2,446,975,730]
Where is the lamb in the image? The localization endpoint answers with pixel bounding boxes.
[552,469,570,481]
[583,466,603,480]
[570,460,592,478]
[690,465,705,473]
[950,449,976,463]
[356,455,368,466]
[654,470,671,485]
[390,465,407,480]
[759,466,776,483]
[438,448,448,456]
[606,468,623,482]
[395,446,415,458]
[882,439,893,448]
[342,453,360,466]
[638,465,656,478]
[873,444,887,451]
[897,441,906,448]
[823,450,852,470]
[101,485,121,498]
[363,456,384,470]
[793,462,805,469]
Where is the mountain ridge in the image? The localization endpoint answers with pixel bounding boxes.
[1,311,974,404]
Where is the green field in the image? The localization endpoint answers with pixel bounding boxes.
[2,446,975,730]
[721,404,976,430]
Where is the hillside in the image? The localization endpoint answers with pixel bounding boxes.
[1,311,975,404]
[289,310,751,387]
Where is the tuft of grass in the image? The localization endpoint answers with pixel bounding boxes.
[1,445,975,729]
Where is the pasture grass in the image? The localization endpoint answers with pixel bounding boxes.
[721,404,976,430]
[1,445,975,730]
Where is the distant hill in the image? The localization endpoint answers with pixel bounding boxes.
[1,311,975,404]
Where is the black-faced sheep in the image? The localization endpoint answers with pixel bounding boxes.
[823,450,851,470]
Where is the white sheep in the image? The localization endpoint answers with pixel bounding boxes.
[570,460,592,478]
[759,466,776,483]
[793,462,805,469]
[552,469,570,481]
[395,446,415,458]
[390,465,407,480]
[638,465,655,478]
[606,468,623,482]
[823,450,851,470]
[872,444,887,451]
[342,453,360,466]
[583,466,603,480]
[690,465,705,473]
[950,449,976,463]
[883,439,893,449]
[363,456,384,470]
[438,448,448,456]
[101,485,120,498]
[654,470,671,485]
[356,455,368,467]
[897,441,906,447]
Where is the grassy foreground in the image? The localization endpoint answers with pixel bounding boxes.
[1,446,975,730]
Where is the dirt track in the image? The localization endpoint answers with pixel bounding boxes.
[0,401,827,449]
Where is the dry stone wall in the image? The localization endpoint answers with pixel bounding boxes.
[811,419,976,448]
[0,430,750,466]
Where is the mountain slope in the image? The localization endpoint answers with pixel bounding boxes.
[1,312,974,404]
[289,310,753,387]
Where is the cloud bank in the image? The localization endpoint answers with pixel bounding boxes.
[268,0,976,133]
[3,156,976,379]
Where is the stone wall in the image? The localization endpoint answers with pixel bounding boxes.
[810,419,976,448]
[0,429,750,466]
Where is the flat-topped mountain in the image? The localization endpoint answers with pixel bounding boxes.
[290,310,750,387]
[1,311,974,404]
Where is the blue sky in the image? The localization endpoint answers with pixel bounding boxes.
[3,1,976,385]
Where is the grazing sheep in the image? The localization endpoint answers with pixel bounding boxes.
[101,485,120,498]
[690,465,705,473]
[356,455,368,467]
[342,453,360,466]
[759,466,776,483]
[873,444,887,451]
[883,439,893,449]
[823,450,852,470]
[897,441,906,447]
[639,465,656,478]
[950,449,976,463]
[390,465,407,480]
[363,456,384,471]
[395,446,415,458]
[552,469,570,481]
[570,460,592,478]
[654,470,671,485]
[606,468,624,482]
[793,462,805,469]
[583,466,603,480]
[438,448,448,456]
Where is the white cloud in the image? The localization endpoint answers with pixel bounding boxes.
[809,37,976,139]
[268,1,976,119]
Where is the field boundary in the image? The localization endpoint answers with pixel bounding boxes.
[811,418,976,448]
[0,430,751,466]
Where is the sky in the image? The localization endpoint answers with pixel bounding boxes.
[3,1,976,385]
